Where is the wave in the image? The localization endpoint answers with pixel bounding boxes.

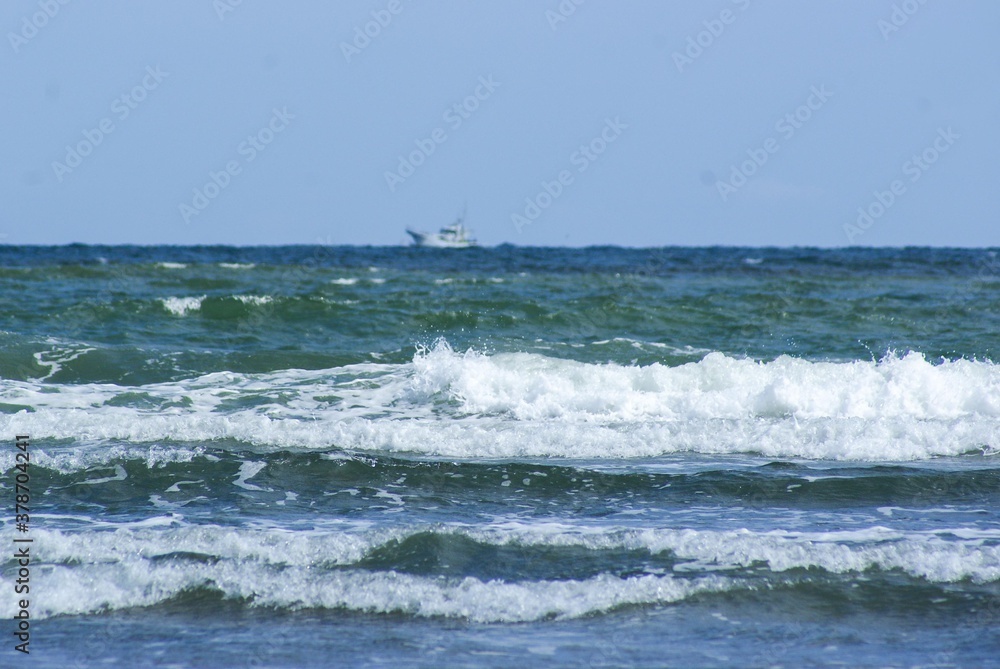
[159,295,205,316]
[159,294,276,315]
[17,523,1000,582]
[0,561,727,622]
[2,522,996,620]
[409,344,999,422]
[233,295,273,306]
[1,342,998,462]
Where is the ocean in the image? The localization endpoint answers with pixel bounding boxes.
[1,245,998,668]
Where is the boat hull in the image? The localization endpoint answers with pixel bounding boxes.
[406,228,477,248]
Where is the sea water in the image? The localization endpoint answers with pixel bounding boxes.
[0,245,998,667]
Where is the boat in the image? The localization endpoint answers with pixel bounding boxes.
[406,208,478,248]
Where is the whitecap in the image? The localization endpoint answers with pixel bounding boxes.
[1,343,998,462]
[159,296,204,316]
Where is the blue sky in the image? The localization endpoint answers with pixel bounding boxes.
[2,0,997,246]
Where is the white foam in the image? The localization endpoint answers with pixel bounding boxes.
[234,461,267,490]
[0,561,725,622]
[0,524,724,621]
[218,263,255,269]
[415,346,1000,422]
[156,262,187,269]
[0,443,205,474]
[1,343,998,462]
[0,522,996,620]
[79,464,127,485]
[331,278,359,285]
[31,341,96,380]
[16,522,1000,579]
[233,295,272,306]
[165,480,202,493]
[467,524,1000,584]
[159,296,204,315]
[13,524,387,568]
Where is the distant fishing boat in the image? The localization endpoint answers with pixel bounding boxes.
[406,207,478,248]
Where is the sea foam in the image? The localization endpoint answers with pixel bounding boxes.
[159,296,205,316]
[1,343,998,464]
[1,522,996,620]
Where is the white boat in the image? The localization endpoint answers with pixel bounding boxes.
[406,209,478,248]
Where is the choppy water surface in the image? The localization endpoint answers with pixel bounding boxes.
[1,245,998,668]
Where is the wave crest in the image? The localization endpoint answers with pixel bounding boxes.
[1,344,998,462]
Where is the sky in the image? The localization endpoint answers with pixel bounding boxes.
[2,0,998,247]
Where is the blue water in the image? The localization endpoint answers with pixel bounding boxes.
[1,245,998,667]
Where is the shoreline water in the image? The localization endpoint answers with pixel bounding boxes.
[1,245,997,667]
